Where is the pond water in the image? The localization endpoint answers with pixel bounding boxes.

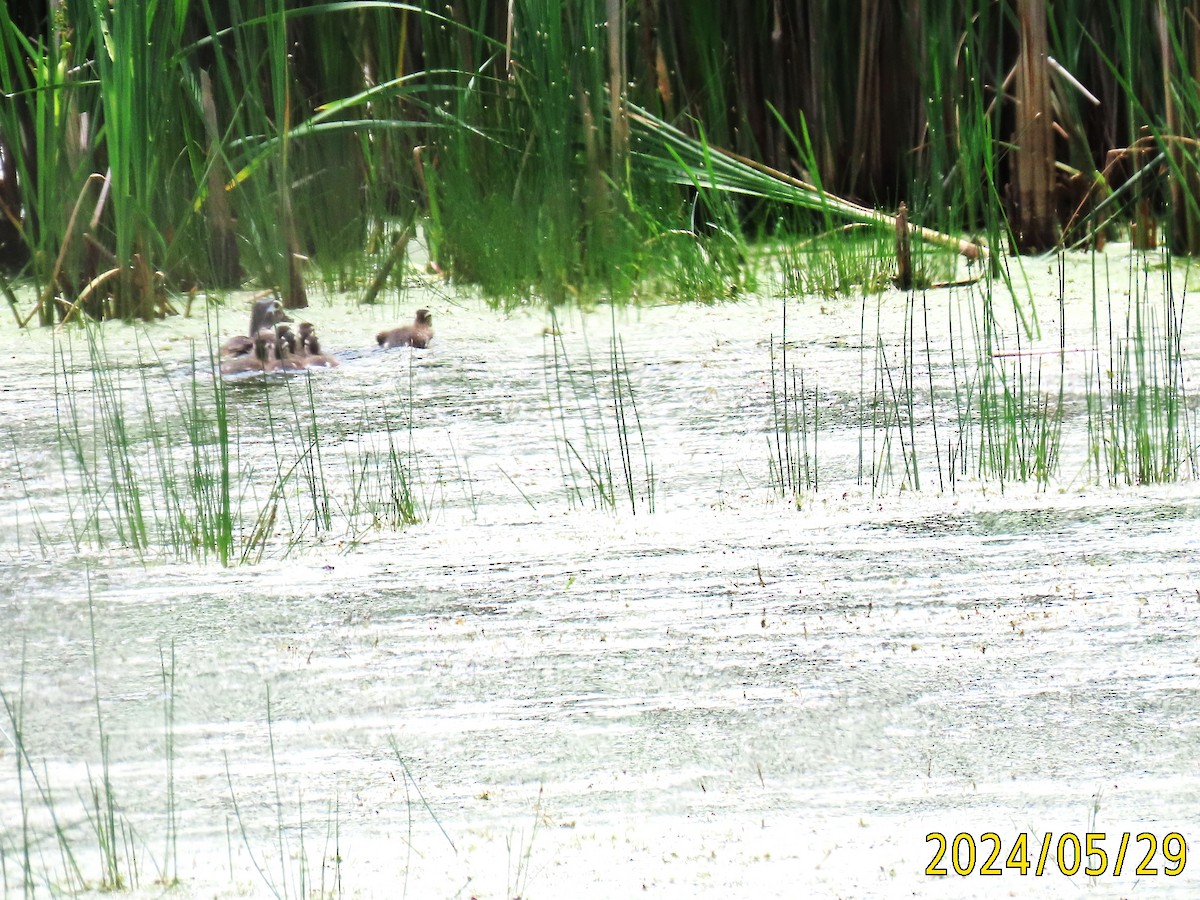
[1,247,1199,898]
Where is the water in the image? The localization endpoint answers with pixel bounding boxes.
[1,250,1199,898]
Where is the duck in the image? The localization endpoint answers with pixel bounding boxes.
[275,323,298,356]
[274,323,308,371]
[220,328,277,375]
[220,295,291,358]
[221,334,254,358]
[377,308,433,349]
[298,321,340,367]
[272,325,308,373]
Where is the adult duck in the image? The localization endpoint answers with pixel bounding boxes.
[221,295,291,358]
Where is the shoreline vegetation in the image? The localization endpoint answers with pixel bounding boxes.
[0,1,1198,318]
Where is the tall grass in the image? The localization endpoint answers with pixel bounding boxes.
[0,583,168,894]
[855,268,1068,495]
[0,647,352,897]
[344,400,421,537]
[1087,250,1197,483]
[1,650,89,894]
[159,643,179,887]
[28,319,433,564]
[768,304,819,502]
[545,312,655,513]
[5,2,1200,314]
[829,244,1196,499]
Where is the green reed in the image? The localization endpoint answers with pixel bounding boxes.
[1,648,88,895]
[776,228,901,299]
[768,303,819,501]
[609,326,656,514]
[36,317,390,564]
[859,270,1064,495]
[1,635,344,897]
[547,320,614,510]
[84,590,133,891]
[1086,251,1196,484]
[842,238,1200,499]
[0,580,172,894]
[545,312,655,513]
[159,644,179,887]
[6,0,1200,318]
[343,401,421,537]
[221,686,354,899]
[967,266,1065,489]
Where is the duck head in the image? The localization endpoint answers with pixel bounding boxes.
[249,295,291,335]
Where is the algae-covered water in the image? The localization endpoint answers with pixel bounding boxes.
[1,248,1199,898]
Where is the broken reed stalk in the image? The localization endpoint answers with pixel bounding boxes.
[25,172,108,327]
[55,268,123,329]
[360,226,414,305]
[729,150,987,261]
[628,106,987,262]
[894,201,913,289]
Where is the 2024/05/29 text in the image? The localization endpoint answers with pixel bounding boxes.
[926,832,1186,877]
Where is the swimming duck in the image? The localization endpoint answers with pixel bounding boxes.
[377,308,433,349]
[220,328,277,375]
[298,322,340,367]
[273,326,308,373]
[221,334,254,358]
[221,295,291,358]
[275,323,299,357]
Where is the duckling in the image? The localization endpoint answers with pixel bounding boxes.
[221,334,255,358]
[376,308,433,349]
[220,294,291,358]
[296,321,316,359]
[220,328,276,375]
[275,323,298,356]
[273,326,307,373]
[298,322,340,368]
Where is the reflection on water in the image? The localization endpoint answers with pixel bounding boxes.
[1,255,1200,897]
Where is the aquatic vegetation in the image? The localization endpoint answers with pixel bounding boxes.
[343,391,422,538]
[25,319,435,565]
[768,310,819,502]
[796,247,1200,496]
[545,311,655,514]
[223,687,344,900]
[0,588,163,895]
[1086,251,1198,484]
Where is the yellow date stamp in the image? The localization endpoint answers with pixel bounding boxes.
[925,831,1187,877]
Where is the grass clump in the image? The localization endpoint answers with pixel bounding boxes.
[545,312,655,513]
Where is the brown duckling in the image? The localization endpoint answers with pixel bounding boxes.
[296,321,316,358]
[220,295,291,358]
[221,334,254,358]
[376,308,433,349]
[298,322,340,368]
[220,328,276,375]
[273,326,307,373]
[275,323,299,357]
